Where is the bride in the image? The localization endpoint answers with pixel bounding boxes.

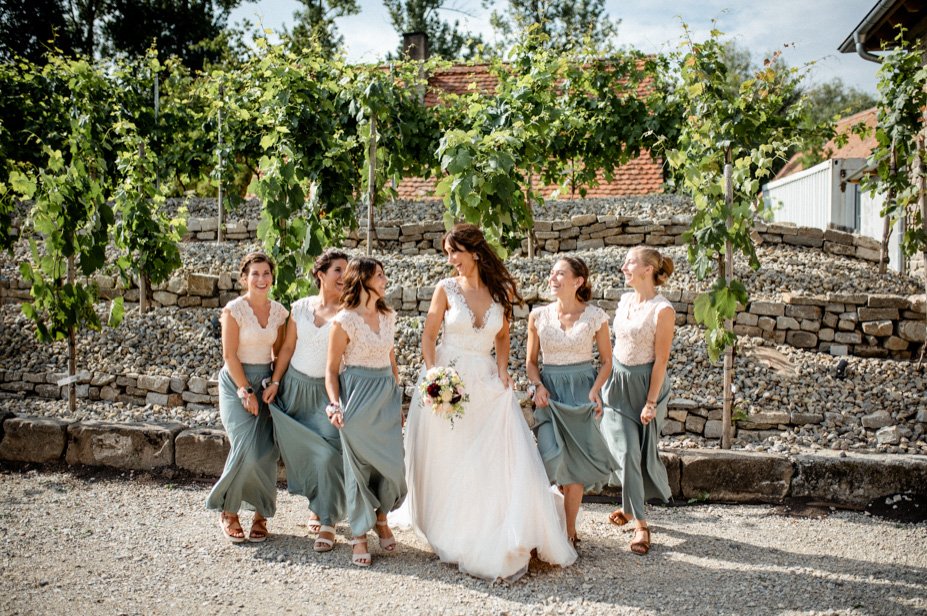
[399,223,577,581]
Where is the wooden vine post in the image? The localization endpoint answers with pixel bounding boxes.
[918,127,927,369]
[67,255,77,413]
[879,137,897,275]
[722,149,734,449]
[367,115,377,256]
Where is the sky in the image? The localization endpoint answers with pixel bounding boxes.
[229,0,880,94]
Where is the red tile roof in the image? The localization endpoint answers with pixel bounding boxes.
[407,61,663,199]
[395,152,663,201]
[775,107,878,181]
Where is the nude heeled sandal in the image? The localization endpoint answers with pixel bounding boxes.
[313,525,336,552]
[350,538,371,567]
[375,519,396,551]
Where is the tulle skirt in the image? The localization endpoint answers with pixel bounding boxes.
[395,344,577,582]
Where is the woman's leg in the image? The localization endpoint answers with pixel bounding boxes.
[562,483,583,542]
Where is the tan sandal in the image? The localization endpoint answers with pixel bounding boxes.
[608,509,631,526]
[219,512,247,543]
[314,525,336,552]
[631,527,650,554]
[350,538,371,567]
[375,519,396,552]
[307,513,322,534]
[249,516,269,543]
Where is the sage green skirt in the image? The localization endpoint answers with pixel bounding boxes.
[339,365,407,537]
[207,363,279,517]
[535,362,618,488]
[598,360,672,504]
[269,366,346,527]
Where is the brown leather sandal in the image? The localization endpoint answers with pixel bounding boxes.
[249,516,269,543]
[608,509,631,526]
[631,527,650,554]
[219,512,247,543]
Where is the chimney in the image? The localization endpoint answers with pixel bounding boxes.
[402,32,429,61]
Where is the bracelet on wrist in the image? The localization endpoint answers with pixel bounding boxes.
[261,377,280,389]
[325,402,342,417]
[236,386,254,400]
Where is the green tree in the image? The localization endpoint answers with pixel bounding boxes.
[484,0,619,54]
[101,0,243,72]
[384,0,484,60]
[804,78,876,126]
[0,0,74,64]
[285,0,359,56]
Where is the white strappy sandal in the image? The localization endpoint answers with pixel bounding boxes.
[307,515,322,534]
[314,525,336,552]
[375,519,396,551]
[350,537,371,567]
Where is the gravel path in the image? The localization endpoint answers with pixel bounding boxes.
[2,465,925,616]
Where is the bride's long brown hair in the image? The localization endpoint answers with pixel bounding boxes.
[442,223,524,321]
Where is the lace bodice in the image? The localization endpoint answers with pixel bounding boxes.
[612,292,674,366]
[225,296,288,364]
[532,303,608,365]
[439,278,504,355]
[333,308,396,369]
[289,297,331,377]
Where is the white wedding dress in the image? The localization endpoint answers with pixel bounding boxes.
[394,278,577,581]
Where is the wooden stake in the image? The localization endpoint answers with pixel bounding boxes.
[67,254,76,414]
[722,150,734,450]
[367,115,377,256]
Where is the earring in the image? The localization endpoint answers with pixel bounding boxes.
[473,254,479,261]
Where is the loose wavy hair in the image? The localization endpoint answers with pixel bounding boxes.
[442,223,524,321]
[340,257,392,314]
[557,256,593,303]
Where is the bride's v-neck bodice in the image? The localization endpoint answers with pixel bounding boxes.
[439,278,503,355]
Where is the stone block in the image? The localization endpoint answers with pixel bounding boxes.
[188,376,209,395]
[786,331,818,348]
[785,304,822,320]
[867,294,908,309]
[544,239,560,253]
[749,301,785,317]
[908,295,926,314]
[735,312,759,326]
[100,386,119,401]
[800,319,821,333]
[188,273,219,297]
[35,384,61,398]
[791,451,927,506]
[782,235,823,248]
[170,376,187,393]
[757,316,776,332]
[776,316,800,330]
[91,373,116,387]
[861,410,893,429]
[898,320,926,342]
[65,421,185,470]
[883,336,909,351]
[859,307,899,321]
[917,409,927,423]
[678,450,793,503]
[703,419,724,439]
[662,419,684,435]
[604,234,644,246]
[818,328,835,342]
[828,344,848,356]
[790,412,824,425]
[551,220,572,231]
[738,411,790,430]
[152,291,178,306]
[175,428,230,477]
[875,425,901,446]
[685,414,706,434]
[834,331,862,344]
[146,392,184,407]
[733,325,762,337]
[137,374,171,394]
[575,238,604,250]
[0,417,70,463]
[668,409,689,422]
[660,451,682,498]
[571,214,597,227]
[856,246,880,261]
[823,228,855,245]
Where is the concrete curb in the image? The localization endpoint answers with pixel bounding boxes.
[2,415,926,505]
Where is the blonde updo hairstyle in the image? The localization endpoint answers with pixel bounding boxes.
[631,246,674,286]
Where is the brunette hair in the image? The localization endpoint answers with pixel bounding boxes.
[442,223,524,321]
[557,256,593,302]
[340,257,392,314]
[632,246,674,286]
[311,248,350,288]
[239,252,275,284]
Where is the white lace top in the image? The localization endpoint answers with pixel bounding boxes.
[289,297,331,378]
[532,303,609,365]
[333,308,396,369]
[613,292,674,366]
[225,296,289,364]
[439,278,504,355]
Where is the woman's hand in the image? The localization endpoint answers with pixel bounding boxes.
[329,409,344,429]
[533,384,550,407]
[243,393,259,416]
[589,389,603,419]
[498,369,514,390]
[640,402,657,425]
[261,383,279,404]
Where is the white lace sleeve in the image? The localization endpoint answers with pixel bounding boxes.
[268,301,289,330]
[332,309,357,339]
[589,305,608,331]
[225,296,248,327]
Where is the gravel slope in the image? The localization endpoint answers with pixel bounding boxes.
[1,466,925,616]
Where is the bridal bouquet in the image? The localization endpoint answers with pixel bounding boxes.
[418,365,468,428]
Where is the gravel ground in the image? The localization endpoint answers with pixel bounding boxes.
[1,465,925,616]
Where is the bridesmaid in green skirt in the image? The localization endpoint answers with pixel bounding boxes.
[264,248,349,552]
[207,253,289,543]
[526,256,617,548]
[325,257,406,567]
[600,246,676,555]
